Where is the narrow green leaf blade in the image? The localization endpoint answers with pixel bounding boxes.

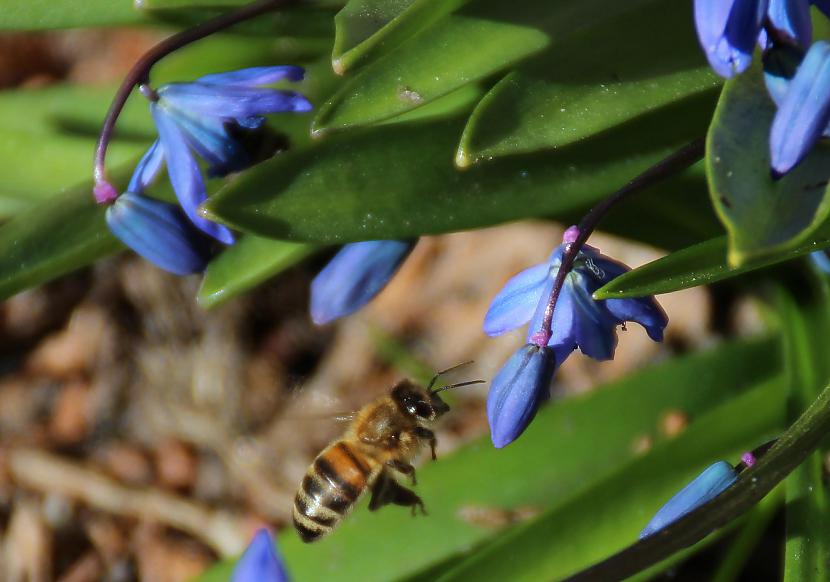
[195,338,781,582]
[0,0,142,29]
[593,224,830,300]
[456,0,720,165]
[0,172,127,302]
[708,60,830,267]
[436,378,785,582]
[332,0,469,74]
[198,236,314,308]
[313,0,659,134]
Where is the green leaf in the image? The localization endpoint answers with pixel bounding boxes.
[332,0,469,74]
[207,96,712,242]
[0,0,143,29]
[707,60,830,267]
[0,170,128,303]
[197,236,314,309]
[0,130,147,210]
[593,224,830,300]
[774,275,830,582]
[456,0,720,165]
[312,0,661,134]
[195,337,781,582]
[436,377,786,582]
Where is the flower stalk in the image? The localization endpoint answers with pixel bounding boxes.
[93,0,290,202]
[531,137,705,348]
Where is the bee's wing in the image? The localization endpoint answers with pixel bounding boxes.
[281,411,357,424]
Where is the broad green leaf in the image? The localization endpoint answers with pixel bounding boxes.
[0,171,128,302]
[195,337,781,582]
[207,96,712,242]
[708,60,830,267]
[312,0,660,134]
[593,225,830,300]
[456,0,720,165]
[332,0,469,74]
[436,378,785,582]
[198,236,314,308]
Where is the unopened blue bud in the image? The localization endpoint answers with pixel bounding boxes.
[487,344,561,448]
[106,192,210,276]
[231,529,290,582]
[769,41,830,175]
[640,461,738,539]
[310,240,415,325]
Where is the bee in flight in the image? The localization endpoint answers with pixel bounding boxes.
[292,363,483,542]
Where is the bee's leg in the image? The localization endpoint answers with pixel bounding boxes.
[414,427,437,460]
[387,459,417,485]
[369,472,427,516]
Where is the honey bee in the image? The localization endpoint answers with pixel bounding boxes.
[292,363,482,542]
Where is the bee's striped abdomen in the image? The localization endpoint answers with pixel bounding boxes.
[293,441,375,542]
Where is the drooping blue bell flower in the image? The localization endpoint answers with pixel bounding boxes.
[231,529,290,582]
[145,65,312,244]
[487,343,564,448]
[310,240,416,325]
[106,140,211,275]
[484,228,668,362]
[768,41,830,175]
[640,461,738,539]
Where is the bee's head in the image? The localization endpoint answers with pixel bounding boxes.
[391,363,484,422]
[392,380,448,422]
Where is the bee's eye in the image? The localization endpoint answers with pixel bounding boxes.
[415,402,432,419]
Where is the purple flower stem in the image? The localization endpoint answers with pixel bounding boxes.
[93,0,292,202]
[531,137,705,348]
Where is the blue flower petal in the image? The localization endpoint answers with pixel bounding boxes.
[198,65,305,87]
[231,529,290,582]
[810,250,830,273]
[695,0,768,78]
[127,140,165,194]
[605,296,669,342]
[640,461,738,539]
[310,240,414,325]
[106,192,210,275]
[152,104,235,245]
[483,262,549,336]
[166,109,249,177]
[569,276,619,360]
[766,0,812,47]
[487,344,559,448]
[770,41,830,175]
[159,84,313,122]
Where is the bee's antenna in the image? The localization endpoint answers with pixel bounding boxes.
[427,360,475,392]
[431,379,485,394]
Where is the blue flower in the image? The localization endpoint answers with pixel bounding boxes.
[231,529,290,582]
[483,230,667,362]
[810,250,830,273]
[310,240,415,325]
[487,343,562,448]
[144,65,312,244]
[693,0,820,78]
[769,41,830,175]
[694,0,769,78]
[106,142,211,275]
[640,461,738,539]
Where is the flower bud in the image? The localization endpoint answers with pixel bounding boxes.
[310,240,414,325]
[639,461,738,539]
[231,529,289,582]
[487,344,560,448]
[106,192,211,275]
